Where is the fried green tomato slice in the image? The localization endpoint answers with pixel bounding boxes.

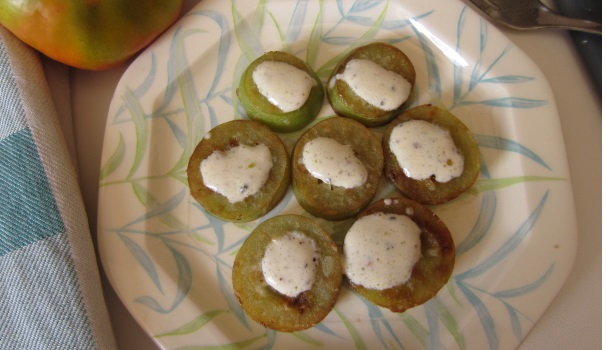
[292,117,384,221]
[343,197,455,312]
[327,42,416,127]
[238,51,324,133]
[383,104,481,205]
[232,215,343,332]
[187,120,290,222]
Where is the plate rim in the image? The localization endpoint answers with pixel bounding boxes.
[97,0,578,349]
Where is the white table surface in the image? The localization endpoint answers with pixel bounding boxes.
[61,1,601,348]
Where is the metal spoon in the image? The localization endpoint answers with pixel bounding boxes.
[467,0,602,35]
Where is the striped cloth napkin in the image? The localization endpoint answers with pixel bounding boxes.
[0,27,116,349]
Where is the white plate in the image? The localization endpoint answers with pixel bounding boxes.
[98,0,577,349]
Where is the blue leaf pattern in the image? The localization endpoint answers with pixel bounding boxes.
[461,97,546,108]
[312,323,337,337]
[217,264,251,331]
[132,240,192,314]
[481,76,534,84]
[165,242,192,312]
[361,298,405,349]
[458,282,498,350]
[286,0,309,44]
[424,301,444,350]
[134,295,168,313]
[118,233,163,293]
[453,8,466,103]
[457,191,549,281]
[474,134,551,170]
[411,18,442,97]
[494,264,554,299]
[122,189,186,229]
[351,0,381,13]
[504,304,523,339]
[456,190,497,256]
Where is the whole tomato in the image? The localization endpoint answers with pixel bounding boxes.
[0,0,183,70]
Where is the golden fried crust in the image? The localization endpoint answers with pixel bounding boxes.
[232,215,343,332]
[327,42,416,127]
[345,197,455,312]
[187,120,290,222]
[383,104,481,205]
[238,51,324,133]
[292,117,384,220]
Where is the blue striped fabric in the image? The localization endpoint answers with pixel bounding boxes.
[0,39,24,140]
[1,234,94,349]
[0,128,65,256]
[0,27,115,349]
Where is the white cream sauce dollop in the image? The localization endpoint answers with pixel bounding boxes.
[201,144,273,203]
[389,120,464,182]
[301,137,367,189]
[253,60,316,113]
[261,231,320,297]
[334,58,411,111]
[343,212,422,290]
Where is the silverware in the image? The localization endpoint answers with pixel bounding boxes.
[467,0,602,35]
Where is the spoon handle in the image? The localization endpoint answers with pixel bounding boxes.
[538,6,602,35]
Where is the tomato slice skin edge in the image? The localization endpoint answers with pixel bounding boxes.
[232,214,343,332]
[238,51,325,133]
[383,104,481,205]
[345,197,456,313]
